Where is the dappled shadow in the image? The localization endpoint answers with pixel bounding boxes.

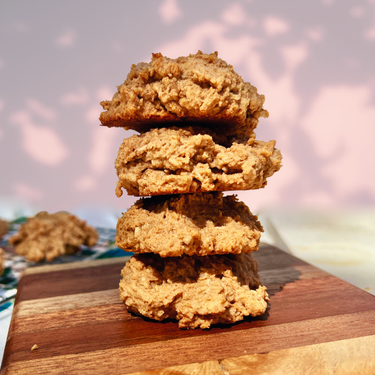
[1,0,375,211]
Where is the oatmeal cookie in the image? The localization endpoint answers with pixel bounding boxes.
[116,193,263,257]
[0,248,5,276]
[9,211,98,262]
[119,252,269,329]
[115,127,282,197]
[100,51,268,137]
[0,218,9,239]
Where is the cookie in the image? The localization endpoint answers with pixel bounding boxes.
[0,248,5,276]
[115,127,282,197]
[0,218,9,239]
[116,192,263,257]
[119,252,268,329]
[9,211,98,262]
[100,51,268,137]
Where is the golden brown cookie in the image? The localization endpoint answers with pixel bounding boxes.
[116,192,263,257]
[100,51,268,137]
[9,211,98,262]
[0,218,9,240]
[0,248,5,276]
[119,252,268,329]
[115,127,282,197]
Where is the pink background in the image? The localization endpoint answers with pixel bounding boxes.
[1,0,375,217]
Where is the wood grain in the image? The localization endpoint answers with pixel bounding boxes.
[1,244,375,375]
[21,256,132,275]
[221,335,375,375]
[127,335,375,375]
[129,360,225,375]
[15,262,126,302]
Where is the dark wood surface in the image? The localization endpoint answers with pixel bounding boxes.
[1,244,375,375]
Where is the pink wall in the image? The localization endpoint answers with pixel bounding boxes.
[0,0,374,217]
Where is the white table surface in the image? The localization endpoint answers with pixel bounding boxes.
[260,208,375,296]
[0,305,13,364]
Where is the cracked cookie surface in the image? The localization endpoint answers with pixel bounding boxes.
[119,252,269,329]
[100,51,268,137]
[116,192,263,257]
[115,127,282,197]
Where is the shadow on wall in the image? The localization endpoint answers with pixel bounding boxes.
[0,0,374,213]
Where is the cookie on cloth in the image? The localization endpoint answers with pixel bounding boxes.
[115,126,282,197]
[0,248,5,276]
[119,252,269,329]
[0,218,9,240]
[116,192,263,257]
[100,51,268,138]
[9,211,98,262]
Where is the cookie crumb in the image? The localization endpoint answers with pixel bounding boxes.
[31,344,38,351]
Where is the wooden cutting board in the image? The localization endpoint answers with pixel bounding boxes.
[1,244,375,374]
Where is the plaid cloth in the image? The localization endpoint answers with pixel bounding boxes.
[0,217,131,313]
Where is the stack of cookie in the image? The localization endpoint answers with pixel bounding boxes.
[100,51,282,329]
